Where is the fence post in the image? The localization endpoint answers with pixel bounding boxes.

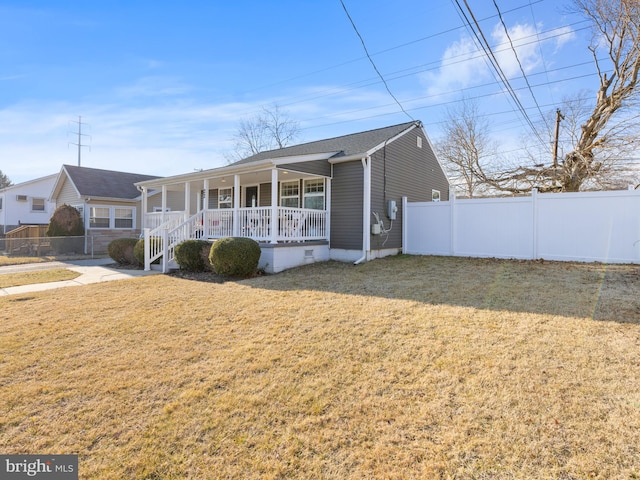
[401,196,408,253]
[450,194,456,256]
[531,188,538,260]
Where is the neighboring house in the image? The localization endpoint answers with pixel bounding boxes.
[49,165,161,253]
[0,174,57,234]
[135,121,450,273]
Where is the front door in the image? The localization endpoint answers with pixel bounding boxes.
[245,186,258,208]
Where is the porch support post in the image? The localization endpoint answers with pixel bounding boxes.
[161,185,167,224]
[233,174,240,236]
[203,179,210,211]
[141,186,148,229]
[203,179,210,238]
[270,168,278,244]
[184,181,191,219]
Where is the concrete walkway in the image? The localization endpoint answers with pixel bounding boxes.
[0,258,161,296]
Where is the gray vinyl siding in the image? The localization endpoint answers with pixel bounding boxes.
[279,159,331,177]
[147,191,190,213]
[330,161,364,250]
[259,183,271,207]
[369,128,450,250]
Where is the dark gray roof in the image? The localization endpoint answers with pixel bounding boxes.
[231,121,420,165]
[63,165,161,199]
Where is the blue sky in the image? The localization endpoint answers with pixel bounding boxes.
[0,0,596,184]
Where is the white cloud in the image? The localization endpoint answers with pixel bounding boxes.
[421,35,490,98]
[492,22,542,77]
[420,21,577,101]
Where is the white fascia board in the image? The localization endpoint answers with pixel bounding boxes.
[84,196,139,204]
[50,166,82,202]
[135,159,276,188]
[328,153,368,164]
[366,122,418,156]
[271,151,340,166]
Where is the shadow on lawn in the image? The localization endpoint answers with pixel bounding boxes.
[242,255,640,324]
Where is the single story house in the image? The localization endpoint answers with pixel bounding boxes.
[135,120,450,273]
[0,174,57,234]
[49,165,161,253]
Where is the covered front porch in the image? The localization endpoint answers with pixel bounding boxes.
[137,162,331,272]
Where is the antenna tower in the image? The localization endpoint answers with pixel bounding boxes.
[68,116,91,166]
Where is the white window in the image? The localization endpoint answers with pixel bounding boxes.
[432,189,441,202]
[417,136,423,148]
[88,206,135,229]
[89,207,110,228]
[31,197,45,212]
[218,187,232,209]
[303,179,325,210]
[280,180,299,208]
[115,208,134,228]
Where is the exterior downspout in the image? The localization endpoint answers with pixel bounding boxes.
[354,156,371,265]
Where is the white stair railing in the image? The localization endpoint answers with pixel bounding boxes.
[144,210,205,273]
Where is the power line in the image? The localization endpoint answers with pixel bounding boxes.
[452,0,547,147]
[339,0,414,122]
[493,0,551,133]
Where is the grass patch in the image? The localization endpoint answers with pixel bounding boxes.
[0,269,81,288]
[0,256,639,478]
[0,254,108,267]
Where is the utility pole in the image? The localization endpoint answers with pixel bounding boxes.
[552,109,564,168]
[552,109,564,188]
[68,116,91,166]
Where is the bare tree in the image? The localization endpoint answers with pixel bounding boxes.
[435,99,499,197]
[487,0,640,192]
[229,105,300,161]
[0,170,12,189]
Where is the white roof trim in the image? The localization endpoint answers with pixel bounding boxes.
[366,122,418,156]
[271,151,340,166]
[136,151,340,188]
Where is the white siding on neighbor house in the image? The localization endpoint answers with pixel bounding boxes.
[1,175,57,232]
[404,189,640,264]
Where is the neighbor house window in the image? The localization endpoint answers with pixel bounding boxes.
[0,197,3,210]
[432,189,441,202]
[114,208,134,228]
[303,179,325,210]
[89,207,110,228]
[31,198,45,212]
[280,180,299,208]
[218,187,232,209]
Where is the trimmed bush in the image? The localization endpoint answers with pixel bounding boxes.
[209,237,261,277]
[108,238,139,266]
[46,204,84,237]
[133,237,162,266]
[174,240,212,272]
[46,204,85,253]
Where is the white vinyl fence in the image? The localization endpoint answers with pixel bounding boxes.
[403,188,640,264]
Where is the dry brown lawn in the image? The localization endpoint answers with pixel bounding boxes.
[1,255,639,479]
[0,268,81,288]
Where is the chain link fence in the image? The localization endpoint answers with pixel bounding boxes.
[0,235,95,258]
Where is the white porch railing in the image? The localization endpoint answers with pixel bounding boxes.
[143,207,327,272]
[144,211,187,230]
